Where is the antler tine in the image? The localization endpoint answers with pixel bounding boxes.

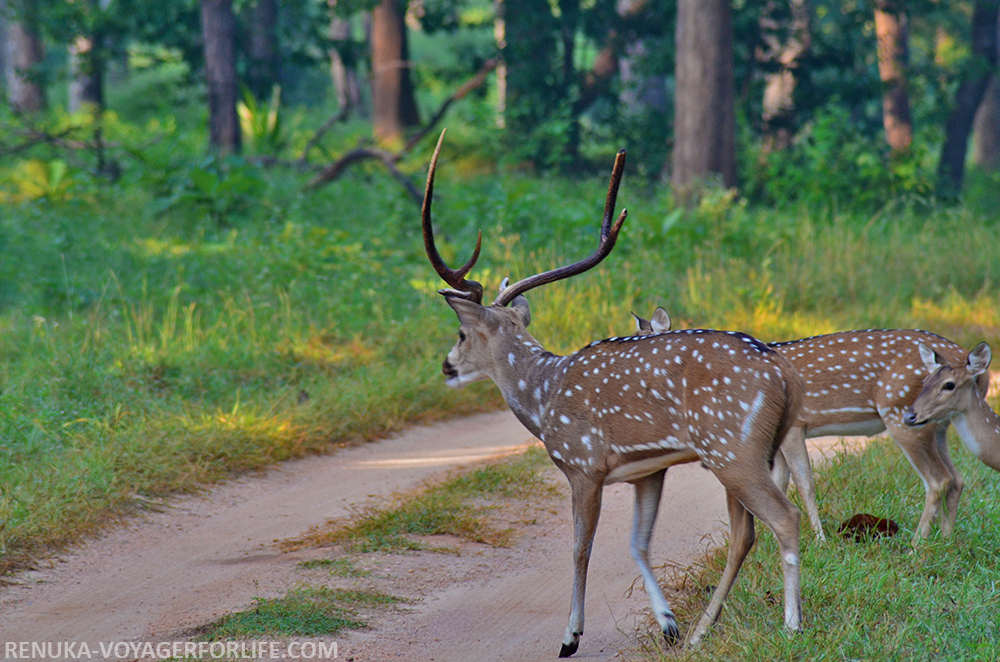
[493,150,627,308]
[422,129,484,303]
[601,149,627,239]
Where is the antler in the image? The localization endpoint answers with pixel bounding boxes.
[422,129,484,303]
[492,149,627,307]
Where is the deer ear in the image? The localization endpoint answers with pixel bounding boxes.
[918,343,943,373]
[510,295,531,327]
[632,312,650,334]
[651,307,672,333]
[967,342,992,376]
[442,291,485,326]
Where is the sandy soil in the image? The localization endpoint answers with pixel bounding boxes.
[0,410,866,662]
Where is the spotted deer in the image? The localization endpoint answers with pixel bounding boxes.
[635,309,995,540]
[905,342,1000,472]
[421,132,804,656]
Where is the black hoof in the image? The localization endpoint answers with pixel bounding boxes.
[663,615,681,646]
[559,641,579,658]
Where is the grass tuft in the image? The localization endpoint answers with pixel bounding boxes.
[195,585,402,639]
[281,445,558,553]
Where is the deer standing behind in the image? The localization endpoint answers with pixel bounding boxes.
[634,309,996,540]
[905,342,1000,471]
[421,132,804,656]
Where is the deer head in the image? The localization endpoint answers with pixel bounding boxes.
[905,342,992,427]
[423,130,627,393]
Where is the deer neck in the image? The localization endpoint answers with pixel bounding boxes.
[951,386,1000,471]
[491,330,567,438]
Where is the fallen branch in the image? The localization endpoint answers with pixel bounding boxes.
[304,59,497,199]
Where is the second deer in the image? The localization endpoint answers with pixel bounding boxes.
[422,132,804,656]
[634,309,996,540]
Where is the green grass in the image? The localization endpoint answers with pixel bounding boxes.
[0,153,999,576]
[298,557,369,577]
[630,419,1000,662]
[283,444,557,553]
[195,585,401,639]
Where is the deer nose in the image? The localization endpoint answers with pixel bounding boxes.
[442,359,458,379]
[902,409,919,427]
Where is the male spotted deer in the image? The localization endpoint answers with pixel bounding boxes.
[422,132,804,656]
[635,309,996,540]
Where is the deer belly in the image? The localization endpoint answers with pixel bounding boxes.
[604,449,700,484]
[805,414,886,439]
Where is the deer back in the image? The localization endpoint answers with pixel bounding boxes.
[538,329,803,484]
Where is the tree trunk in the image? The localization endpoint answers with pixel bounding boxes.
[1,0,47,114]
[759,0,811,153]
[973,73,1000,170]
[874,1,912,153]
[329,14,361,116]
[670,0,736,198]
[247,0,278,101]
[936,0,999,197]
[69,36,104,113]
[494,0,506,127]
[201,0,242,154]
[370,0,419,145]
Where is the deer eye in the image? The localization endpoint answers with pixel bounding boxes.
[458,330,467,342]
[942,381,956,391]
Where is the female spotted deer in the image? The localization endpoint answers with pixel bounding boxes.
[905,342,1000,471]
[421,132,804,656]
[635,310,996,540]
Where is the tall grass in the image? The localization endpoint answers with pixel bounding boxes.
[0,163,998,573]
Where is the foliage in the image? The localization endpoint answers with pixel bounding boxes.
[238,84,287,154]
[745,104,937,207]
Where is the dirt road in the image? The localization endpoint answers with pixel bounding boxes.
[0,411,860,662]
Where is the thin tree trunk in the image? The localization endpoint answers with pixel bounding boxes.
[759,0,811,153]
[494,0,506,128]
[201,0,242,154]
[69,36,104,112]
[1,0,46,114]
[874,1,912,153]
[670,0,736,199]
[936,0,999,196]
[371,0,419,145]
[973,73,1000,169]
[247,0,278,101]
[329,14,360,116]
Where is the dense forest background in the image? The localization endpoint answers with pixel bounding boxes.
[1,0,999,207]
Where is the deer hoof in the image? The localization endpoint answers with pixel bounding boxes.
[558,641,579,658]
[662,615,681,646]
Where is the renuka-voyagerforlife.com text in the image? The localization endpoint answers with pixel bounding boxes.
[4,640,339,660]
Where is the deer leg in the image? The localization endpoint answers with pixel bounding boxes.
[721,470,803,635]
[886,418,956,540]
[687,489,756,646]
[629,470,680,644]
[771,446,790,492]
[779,426,825,542]
[560,475,603,658]
[932,422,964,537]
